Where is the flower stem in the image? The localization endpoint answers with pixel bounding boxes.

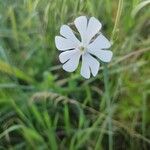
[103,64,113,150]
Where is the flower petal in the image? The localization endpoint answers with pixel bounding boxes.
[87,54,100,76]
[86,17,102,44]
[80,53,100,78]
[55,36,77,51]
[60,25,80,45]
[88,49,113,62]
[59,49,78,63]
[62,50,81,72]
[74,16,87,44]
[88,34,111,50]
[80,54,90,79]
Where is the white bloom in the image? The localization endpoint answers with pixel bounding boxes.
[55,16,113,79]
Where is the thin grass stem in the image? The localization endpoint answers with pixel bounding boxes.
[111,0,123,41]
[103,64,113,150]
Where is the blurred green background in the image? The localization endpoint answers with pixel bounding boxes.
[0,0,150,149]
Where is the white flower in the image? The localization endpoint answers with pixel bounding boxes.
[55,16,113,79]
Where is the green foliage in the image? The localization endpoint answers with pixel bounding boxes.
[0,0,150,149]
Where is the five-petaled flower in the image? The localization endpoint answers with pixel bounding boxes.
[55,16,113,79]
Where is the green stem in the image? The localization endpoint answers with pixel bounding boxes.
[111,0,123,41]
[103,64,113,150]
[142,93,146,148]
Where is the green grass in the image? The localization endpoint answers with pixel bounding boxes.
[0,0,150,149]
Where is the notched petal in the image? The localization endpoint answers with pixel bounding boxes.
[88,49,113,62]
[59,50,77,63]
[86,17,102,44]
[74,16,87,44]
[55,36,77,51]
[60,25,80,44]
[80,53,100,79]
[88,34,111,50]
[62,51,81,72]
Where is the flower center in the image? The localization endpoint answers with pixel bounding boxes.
[79,45,87,54]
[80,46,85,51]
